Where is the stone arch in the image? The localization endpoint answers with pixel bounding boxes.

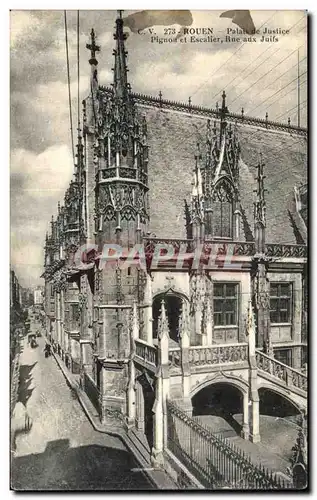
[190,374,249,399]
[190,376,249,438]
[152,288,190,303]
[257,383,304,415]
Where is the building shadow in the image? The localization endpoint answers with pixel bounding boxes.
[11,438,153,491]
[18,362,37,407]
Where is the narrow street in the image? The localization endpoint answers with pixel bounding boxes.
[11,317,153,491]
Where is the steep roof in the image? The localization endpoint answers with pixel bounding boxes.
[134,104,307,245]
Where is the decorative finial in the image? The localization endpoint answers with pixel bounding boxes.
[220,90,228,137]
[195,142,202,160]
[86,28,100,66]
[254,152,267,228]
[113,11,129,98]
[157,298,169,340]
[222,90,226,109]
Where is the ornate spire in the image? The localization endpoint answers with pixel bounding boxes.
[220,90,228,138]
[254,153,266,228]
[246,300,256,355]
[113,10,129,99]
[157,299,169,340]
[86,28,100,94]
[86,28,100,66]
[191,143,204,227]
[75,129,84,184]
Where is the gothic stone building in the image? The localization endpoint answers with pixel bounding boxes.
[43,14,307,467]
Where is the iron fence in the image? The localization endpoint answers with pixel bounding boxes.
[166,400,294,490]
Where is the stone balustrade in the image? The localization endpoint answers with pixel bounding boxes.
[265,243,307,258]
[135,339,157,366]
[256,350,307,392]
[169,347,181,368]
[188,343,248,366]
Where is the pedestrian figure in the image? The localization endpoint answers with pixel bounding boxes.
[44,342,51,357]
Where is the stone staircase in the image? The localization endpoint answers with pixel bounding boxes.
[255,350,307,400]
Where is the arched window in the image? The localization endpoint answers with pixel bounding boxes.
[205,179,234,239]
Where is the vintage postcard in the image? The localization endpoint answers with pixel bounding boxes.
[10,9,308,491]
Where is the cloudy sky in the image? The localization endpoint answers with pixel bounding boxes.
[10,9,307,287]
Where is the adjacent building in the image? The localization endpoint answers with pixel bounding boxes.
[34,287,44,306]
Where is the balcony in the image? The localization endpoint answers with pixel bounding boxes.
[98,167,148,185]
[256,350,307,393]
[133,340,249,373]
[135,339,157,368]
[265,243,307,259]
[188,343,248,368]
[142,237,306,270]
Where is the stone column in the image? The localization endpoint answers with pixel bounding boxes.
[293,346,302,370]
[152,300,170,466]
[179,301,193,415]
[241,391,250,440]
[99,308,107,358]
[254,258,270,351]
[143,275,153,344]
[60,288,65,359]
[126,302,137,428]
[151,373,164,468]
[135,382,145,432]
[234,209,241,240]
[250,397,260,443]
[247,300,261,442]
[56,291,61,350]
[204,299,213,346]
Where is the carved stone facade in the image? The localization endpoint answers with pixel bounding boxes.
[42,12,307,465]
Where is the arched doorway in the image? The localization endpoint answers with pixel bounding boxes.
[192,383,243,437]
[152,293,183,343]
[258,387,302,460]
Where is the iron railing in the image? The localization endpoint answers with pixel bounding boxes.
[256,350,307,392]
[166,400,293,490]
[188,343,248,367]
[99,86,307,137]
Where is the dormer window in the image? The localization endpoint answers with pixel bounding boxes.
[205,179,234,239]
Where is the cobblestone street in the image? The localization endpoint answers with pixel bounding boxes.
[11,322,153,491]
